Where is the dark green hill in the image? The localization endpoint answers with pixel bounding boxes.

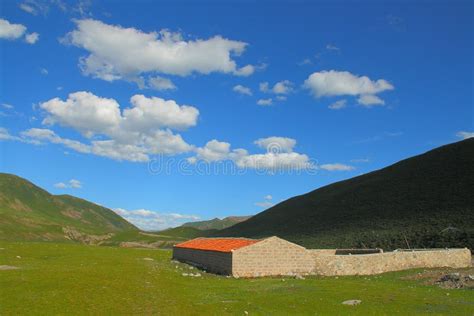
[181,216,252,230]
[217,139,474,250]
[0,173,137,242]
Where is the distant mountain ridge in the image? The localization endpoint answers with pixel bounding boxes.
[0,173,137,242]
[181,216,252,230]
[217,139,474,250]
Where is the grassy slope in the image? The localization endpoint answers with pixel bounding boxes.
[0,241,472,315]
[0,173,137,241]
[158,226,217,239]
[182,216,252,230]
[218,139,474,250]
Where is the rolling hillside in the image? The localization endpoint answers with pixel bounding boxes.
[0,173,138,242]
[217,139,474,250]
[181,216,252,230]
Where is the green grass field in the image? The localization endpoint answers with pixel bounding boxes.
[1,242,473,315]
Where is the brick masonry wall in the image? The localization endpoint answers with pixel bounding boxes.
[311,248,472,276]
[172,247,232,275]
[232,237,315,277]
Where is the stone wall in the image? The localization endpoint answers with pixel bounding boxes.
[172,247,232,275]
[312,248,472,276]
[232,236,314,277]
[173,237,471,277]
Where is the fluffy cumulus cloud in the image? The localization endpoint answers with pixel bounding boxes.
[0,19,27,40]
[63,19,255,87]
[254,136,296,153]
[19,91,197,162]
[304,70,394,107]
[113,208,200,231]
[260,80,293,95]
[0,18,39,44]
[456,131,474,139]
[54,179,82,189]
[233,84,252,96]
[189,136,314,171]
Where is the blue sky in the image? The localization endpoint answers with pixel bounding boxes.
[1,0,473,230]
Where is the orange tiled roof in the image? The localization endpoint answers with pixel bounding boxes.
[174,238,261,253]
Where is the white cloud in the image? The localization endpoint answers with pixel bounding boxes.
[113,208,200,231]
[20,3,38,14]
[276,95,287,101]
[257,98,272,106]
[40,67,48,75]
[304,70,394,106]
[235,152,313,170]
[0,19,39,44]
[54,179,82,189]
[254,136,296,153]
[357,94,385,107]
[326,44,340,51]
[54,182,67,189]
[63,19,255,86]
[25,32,39,44]
[21,128,92,153]
[298,58,312,66]
[328,99,347,110]
[319,163,355,171]
[254,201,273,208]
[19,0,50,15]
[125,94,199,131]
[0,127,18,141]
[0,19,27,40]
[189,136,313,171]
[188,136,315,172]
[194,139,236,162]
[19,92,196,162]
[2,103,14,109]
[40,92,198,136]
[148,76,176,91]
[260,80,293,95]
[233,84,252,96]
[40,91,122,137]
[255,195,274,208]
[456,131,474,139]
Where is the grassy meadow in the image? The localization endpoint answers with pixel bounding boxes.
[1,241,473,315]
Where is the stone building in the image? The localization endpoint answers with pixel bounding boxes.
[172,236,471,277]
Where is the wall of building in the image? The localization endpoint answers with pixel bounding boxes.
[172,247,232,275]
[232,237,314,277]
[311,248,472,276]
[173,237,471,277]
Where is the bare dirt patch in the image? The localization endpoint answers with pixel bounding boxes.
[402,266,474,289]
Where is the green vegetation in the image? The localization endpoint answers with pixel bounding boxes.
[218,139,474,250]
[0,173,137,242]
[1,241,472,315]
[182,216,252,230]
[158,226,217,239]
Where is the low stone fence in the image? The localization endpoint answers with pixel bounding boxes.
[310,248,472,276]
